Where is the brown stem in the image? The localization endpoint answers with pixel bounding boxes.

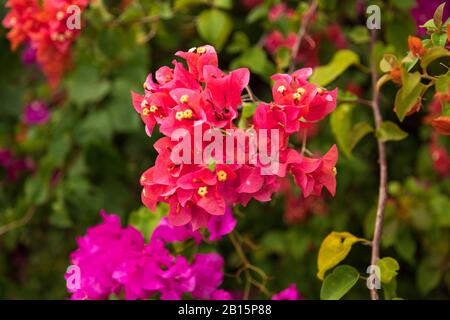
[369,29,388,300]
[0,206,36,236]
[288,0,318,73]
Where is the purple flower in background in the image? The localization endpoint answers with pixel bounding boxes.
[207,207,237,241]
[191,253,225,299]
[22,42,36,65]
[0,149,13,167]
[0,149,34,182]
[66,212,229,300]
[272,283,303,300]
[411,0,450,34]
[24,100,50,125]
[210,289,232,300]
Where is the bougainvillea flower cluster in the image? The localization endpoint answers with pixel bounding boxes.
[131,45,338,230]
[271,283,303,300]
[23,100,50,125]
[0,148,35,182]
[65,211,231,300]
[2,0,89,87]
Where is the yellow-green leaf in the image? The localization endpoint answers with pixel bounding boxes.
[197,9,233,51]
[317,231,369,280]
[394,71,425,121]
[377,257,400,284]
[310,50,360,86]
[376,121,408,142]
[330,104,373,158]
[420,46,450,70]
[380,54,398,73]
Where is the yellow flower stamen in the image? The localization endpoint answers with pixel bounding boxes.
[297,87,306,95]
[196,47,206,54]
[197,186,208,197]
[142,107,150,116]
[332,167,337,175]
[175,111,184,121]
[180,95,189,104]
[217,170,227,182]
[140,99,149,108]
[56,11,65,20]
[293,92,301,101]
[277,85,286,93]
[150,105,158,112]
[183,109,193,119]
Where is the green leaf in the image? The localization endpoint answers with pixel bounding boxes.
[246,5,268,23]
[128,204,168,242]
[380,54,398,73]
[394,71,425,121]
[310,50,360,86]
[238,102,257,128]
[417,259,443,294]
[435,74,450,93]
[377,257,400,284]
[207,159,217,171]
[420,46,450,70]
[433,2,445,30]
[66,65,111,107]
[275,46,291,70]
[317,231,368,280]
[330,104,373,158]
[431,33,448,47]
[348,26,370,44]
[421,19,437,32]
[226,32,250,54]
[376,121,408,142]
[197,9,233,51]
[320,265,360,300]
[230,46,275,81]
[213,0,232,10]
[174,0,207,11]
[382,277,398,300]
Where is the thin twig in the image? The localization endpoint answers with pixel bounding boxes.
[369,29,388,301]
[0,206,36,236]
[301,129,308,155]
[244,86,260,103]
[288,0,318,73]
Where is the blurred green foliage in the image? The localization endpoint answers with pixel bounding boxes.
[0,0,449,300]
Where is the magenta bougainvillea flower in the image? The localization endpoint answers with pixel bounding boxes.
[21,42,36,64]
[66,211,231,300]
[207,207,237,241]
[0,148,35,181]
[271,283,303,300]
[132,45,338,230]
[23,100,50,125]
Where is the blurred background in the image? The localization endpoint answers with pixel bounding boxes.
[0,0,449,299]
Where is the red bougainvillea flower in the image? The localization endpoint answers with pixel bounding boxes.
[432,116,450,135]
[2,0,89,87]
[430,141,450,177]
[132,45,338,230]
[290,145,338,197]
[408,36,426,57]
